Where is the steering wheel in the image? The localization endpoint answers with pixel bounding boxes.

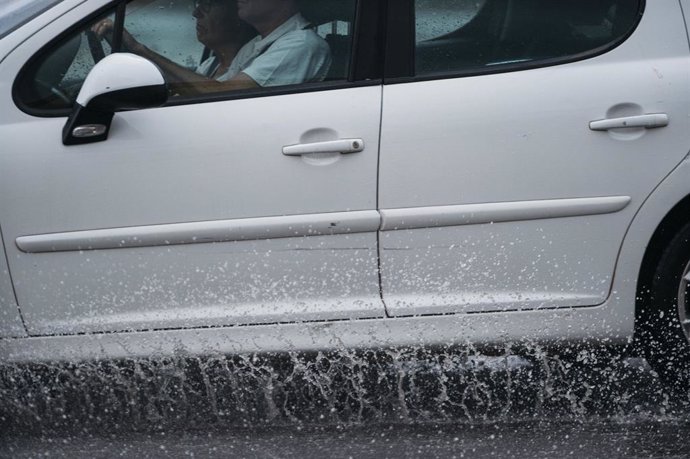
[35,78,72,105]
[85,29,106,63]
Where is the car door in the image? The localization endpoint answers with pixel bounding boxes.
[0,0,386,335]
[0,229,24,338]
[379,0,690,316]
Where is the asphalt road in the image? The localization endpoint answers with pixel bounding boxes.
[1,347,689,458]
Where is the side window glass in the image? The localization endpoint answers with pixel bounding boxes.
[16,0,357,114]
[123,1,202,70]
[415,0,642,76]
[123,0,356,94]
[16,10,116,112]
[307,2,356,81]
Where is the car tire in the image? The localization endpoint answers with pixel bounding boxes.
[638,222,690,399]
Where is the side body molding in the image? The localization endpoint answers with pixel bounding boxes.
[380,196,631,231]
[16,196,630,253]
[16,211,381,253]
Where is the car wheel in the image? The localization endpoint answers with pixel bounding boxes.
[639,222,690,398]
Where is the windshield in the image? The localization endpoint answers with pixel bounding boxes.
[0,0,64,39]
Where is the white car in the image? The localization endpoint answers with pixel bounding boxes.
[1,0,689,385]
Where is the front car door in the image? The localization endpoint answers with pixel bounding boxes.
[379,0,690,316]
[0,0,386,335]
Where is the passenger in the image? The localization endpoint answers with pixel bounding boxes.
[91,0,255,88]
[220,0,332,87]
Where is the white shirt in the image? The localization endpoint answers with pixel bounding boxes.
[196,55,221,78]
[222,14,332,86]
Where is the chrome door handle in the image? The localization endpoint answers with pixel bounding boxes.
[589,113,669,131]
[282,139,364,156]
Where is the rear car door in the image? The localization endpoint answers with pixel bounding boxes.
[379,0,690,316]
[0,0,386,335]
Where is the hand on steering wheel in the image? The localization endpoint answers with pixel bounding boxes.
[88,19,118,62]
[90,18,143,59]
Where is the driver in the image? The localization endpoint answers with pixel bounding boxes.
[91,0,255,89]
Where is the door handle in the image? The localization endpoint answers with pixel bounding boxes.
[282,139,365,156]
[589,113,669,131]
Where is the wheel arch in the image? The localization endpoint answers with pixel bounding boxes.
[634,192,690,333]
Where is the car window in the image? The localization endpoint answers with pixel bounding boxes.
[15,0,357,114]
[124,1,202,70]
[415,0,485,42]
[415,0,643,76]
[14,7,117,113]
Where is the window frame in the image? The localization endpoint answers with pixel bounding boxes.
[383,0,647,84]
[13,0,385,118]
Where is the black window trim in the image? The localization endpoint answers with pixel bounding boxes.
[351,0,386,81]
[383,0,647,84]
[384,0,414,79]
[13,0,385,118]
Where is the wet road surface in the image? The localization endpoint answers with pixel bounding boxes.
[1,347,689,458]
[3,419,690,458]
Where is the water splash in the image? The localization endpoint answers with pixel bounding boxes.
[0,345,687,437]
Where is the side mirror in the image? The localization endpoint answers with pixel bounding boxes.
[62,53,167,146]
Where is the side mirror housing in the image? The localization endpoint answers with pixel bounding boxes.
[63,53,167,146]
